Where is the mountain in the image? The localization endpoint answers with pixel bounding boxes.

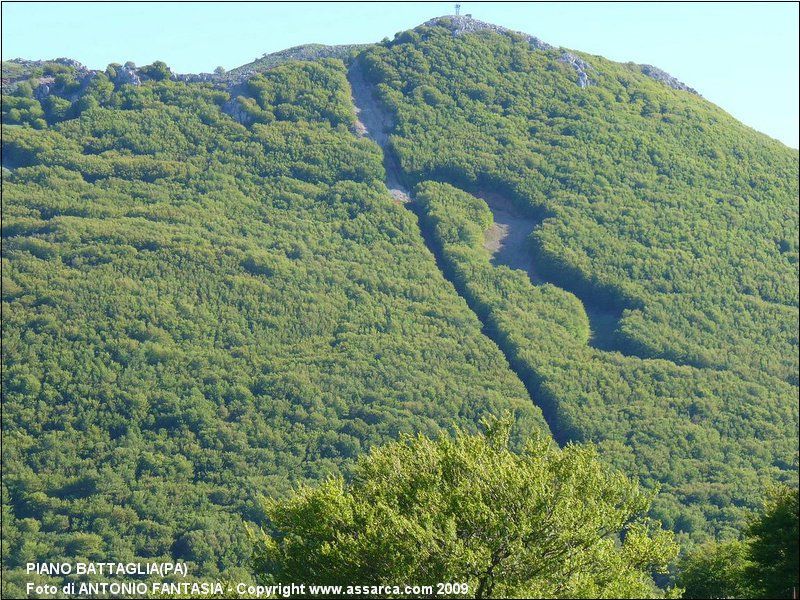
[351,16,797,537]
[2,14,797,591]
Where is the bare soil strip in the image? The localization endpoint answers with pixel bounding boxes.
[348,60,645,359]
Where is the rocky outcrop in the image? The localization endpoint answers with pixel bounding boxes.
[1,58,89,91]
[3,16,702,101]
[528,37,553,52]
[74,73,97,98]
[221,97,252,125]
[114,66,141,86]
[56,58,91,77]
[33,78,54,100]
[559,51,594,88]
[638,64,698,94]
[173,73,217,84]
[422,15,553,51]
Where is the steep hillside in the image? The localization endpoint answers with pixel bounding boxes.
[1,14,797,586]
[1,58,548,584]
[353,17,798,540]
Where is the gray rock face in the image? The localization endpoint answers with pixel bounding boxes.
[224,43,368,84]
[5,16,702,104]
[221,97,252,125]
[422,15,553,51]
[52,57,89,74]
[34,82,52,100]
[528,37,553,52]
[638,64,698,94]
[115,66,141,86]
[559,51,594,88]
[173,73,217,83]
[74,73,97,99]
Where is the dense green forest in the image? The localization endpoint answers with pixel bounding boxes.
[1,14,798,598]
[414,180,797,543]
[1,58,548,592]
[361,21,798,384]
[356,19,798,541]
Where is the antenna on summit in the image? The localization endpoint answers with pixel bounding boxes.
[455,4,461,16]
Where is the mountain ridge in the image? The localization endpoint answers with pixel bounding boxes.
[2,15,698,96]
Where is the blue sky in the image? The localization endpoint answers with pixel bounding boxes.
[2,2,798,147]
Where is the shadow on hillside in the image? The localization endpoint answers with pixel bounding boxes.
[477,190,636,357]
[347,58,650,361]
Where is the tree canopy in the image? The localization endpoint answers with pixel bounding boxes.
[746,486,799,598]
[677,486,799,599]
[253,420,679,599]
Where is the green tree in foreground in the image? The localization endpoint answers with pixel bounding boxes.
[677,486,799,599]
[746,486,799,598]
[252,420,679,598]
[677,540,754,599]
